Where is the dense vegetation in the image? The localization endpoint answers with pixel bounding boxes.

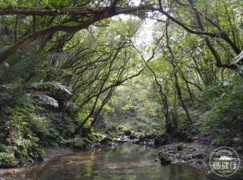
[0,0,243,167]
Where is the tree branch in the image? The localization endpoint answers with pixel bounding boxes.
[0,4,157,65]
[108,0,120,13]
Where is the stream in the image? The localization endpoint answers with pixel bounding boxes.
[0,142,207,180]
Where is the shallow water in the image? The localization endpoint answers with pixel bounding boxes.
[0,142,207,180]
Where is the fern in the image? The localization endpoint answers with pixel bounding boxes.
[51,52,75,62]
[234,50,243,64]
[42,81,72,94]
[25,93,59,108]
[29,80,72,94]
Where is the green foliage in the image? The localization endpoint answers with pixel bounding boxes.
[201,73,243,146]
[0,153,17,168]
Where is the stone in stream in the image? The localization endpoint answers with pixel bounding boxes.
[158,151,171,164]
[130,135,137,139]
[124,130,131,136]
[100,137,113,145]
[192,153,205,159]
[172,159,179,164]
[184,154,192,160]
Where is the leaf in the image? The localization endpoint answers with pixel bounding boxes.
[234,51,243,64]
[29,80,72,94]
[181,6,185,13]
[221,92,226,101]
[43,81,72,94]
[25,93,59,107]
[4,62,9,68]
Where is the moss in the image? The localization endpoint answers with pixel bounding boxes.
[158,151,171,164]
[158,151,169,159]
[93,133,105,142]
[177,144,184,151]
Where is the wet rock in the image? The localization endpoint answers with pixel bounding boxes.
[184,154,192,160]
[172,159,179,164]
[124,130,131,136]
[177,144,184,151]
[94,142,101,147]
[174,153,180,159]
[192,153,204,159]
[130,135,137,139]
[100,137,113,145]
[179,159,187,163]
[134,140,140,144]
[158,151,171,164]
[139,136,146,141]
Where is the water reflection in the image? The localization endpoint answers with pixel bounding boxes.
[2,142,207,180]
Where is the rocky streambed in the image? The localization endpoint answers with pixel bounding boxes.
[158,143,243,179]
[158,143,211,170]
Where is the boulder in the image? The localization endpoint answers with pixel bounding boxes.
[100,137,113,145]
[124,130,131,136]
[177,144,184,151]
[192,153,205,159]
[158,151,171,164]
[130,135,137,139]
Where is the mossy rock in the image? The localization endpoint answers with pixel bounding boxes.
[158,151,171,164]
[177,144,184,151]
[101,137,113,145]
[124,130,131,136]
[158,151,169,159]
[93,133,105,142]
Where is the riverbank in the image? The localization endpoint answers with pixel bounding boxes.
[158,142,243,179]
